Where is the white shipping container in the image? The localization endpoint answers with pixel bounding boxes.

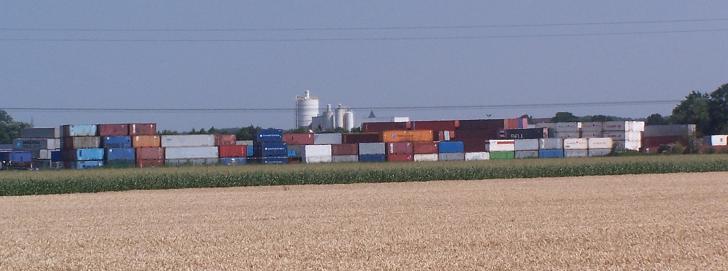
[555,122,581,130]
[314,133,342,145]
[486,140,515,152]
[161,135,215,147]
[39,149,55,160]
[602,131,641,141]
[580,122,604,131]
[588,149,612,157]
[631,121,645,132]
[613,140,641,152]
[465,152,490,161]
[359,143,385,155]
[438,153,465,161]
[539,138,563,149]
[414,153,438,162]
[553,131,581,139]
[563,138,588,150]
[332,155,358,163]
[165,146,218,159]
[535,123,556,129]
[303,145,332,163]
[602,121,628,131]
[588,138,613,149]
[514,139,539,151]
[565,150,588,158]
[705,135,728,146]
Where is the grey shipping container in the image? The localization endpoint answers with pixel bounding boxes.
[314,133,342,145]
[21,128,61,138]
[515,150,539,159]
[644,124,696,137]
[565,150,588,158]
[359,143,385,155]
[438,153,465,161]
[165,158,219,166]
[539,138,563,149]
[332,155,358,163]
[588,149,612,157]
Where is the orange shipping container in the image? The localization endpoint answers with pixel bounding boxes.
[381,130,433,143]
[132,135,161,148]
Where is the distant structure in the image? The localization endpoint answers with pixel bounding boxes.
[295,90,320,129]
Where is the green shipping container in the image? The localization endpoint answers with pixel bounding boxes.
[490,151,515,160]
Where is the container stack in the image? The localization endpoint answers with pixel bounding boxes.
[411,120,459,141]
[588,138,614,157]
[539,138,564,158]
[564,138,589,158]
[61,124,104,169]
[254,129,288,164]
[99,124,135,168]
[217,134,247,166]
[0,150,32,170]
[413,142,438,162]
[487,140,515,160]
[602,121,644,152]
[501,128,549,140]
[438,141,465,161]
[358,142,386,162]
[642,124,696,153]
[16,127,62,169]
[131,123,163,168]
[162,134,218,166]
[456,119,504,153]
[514,139,539,159]
[386,142,414,162]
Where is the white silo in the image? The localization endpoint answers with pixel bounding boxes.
[335,104,346,129]
[323,104,335,130]
[343,110,355,131]
[295,90,320,128]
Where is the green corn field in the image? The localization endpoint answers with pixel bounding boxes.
[2,154,728,196]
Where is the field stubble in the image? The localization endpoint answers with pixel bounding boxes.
[1,172,728,270]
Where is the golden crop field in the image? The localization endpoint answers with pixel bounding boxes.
[2,172,727,270]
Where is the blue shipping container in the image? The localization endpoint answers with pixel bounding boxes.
[67,160,104,169]
[0,151,32,163]
[255,129,284,143]
[359,154,386,162]
[438,141,465,153]
[261,157,288,164]
[246,145,254,157]
[287,149,299,158]
[255,143,288,157]
[75,148,105,161]
[220,157,247,166]
[51,150,62,162]
[106,148,135,161]
[539,149,565,158]
[102,136,132,148]
[63,124,97,137]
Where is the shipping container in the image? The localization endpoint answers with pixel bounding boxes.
[331,144,358,155]
[465,152,490,161]
[136,159,164,168]
[219,145,247,158]
[644,124,696,137]
[588,149,612,157]
[21,127,60,138]
[387,153,413,162]
[552,131,581,139]
[359,143,386,155]
[161,135,215,147]
[539,149,564,158]
[461,138,487,152]
[287,145,304,158]
[502,128,549,139]
[65,160,104,169]
[105,148,135,161]
[381,130,433,143]
[64,148,104,161]
[705,135,728,146]
[332,155,358,163]
[514,139,539,151]
[438,153,465,161]
[61,124,97,137]
[413,154,438,162]
[489,151,515,160]
[132,135,161,148]
[613,140,642,152]
[359,154,386,162]
[0,151,32,163]
[554,122,581,130]
[602,121,629,131]
[515,150,539,159]
[486,140,515,152]
[580,131,603,138]
[438,141,465,153]
[587,138,613,150]
[13,138,59,150]
[564,150,588,158]
[314,133,342,145]
[219,157,247,166]
[433,130,456,141]
[411,120,459,131]
[342,133,380,144]
[413,142,438,154]
[255,129,284,143]
[165,146,218,159]
[386,142,414,154]
[39,149,54,160]
[535,122,556,129]
[51,150,62,161]
[282,133,314,145]
[458,119,505,130]
[563,138,588,150]
[102,136,132,149]
[362,122,411,133]
[165,158,219,166]
[580,122,604,131]
[602,131,641,141]
[303,145,332,163]
[260,157,288,164]
[62,136,101,149]
[129,123,157,136]
[214,134,237,146]
[135,147,164,160]
[539,138,563,150]
[246,145,254,157]
[236,140,254,146]
[254,143,288,157]
[455,128,501,140]
[98,124,129,136]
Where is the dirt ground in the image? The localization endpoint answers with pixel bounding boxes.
[1,172,727,270]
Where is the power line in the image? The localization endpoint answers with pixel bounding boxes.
[0,100,681,114]
[1,28,726,43]
[1,18,727,32]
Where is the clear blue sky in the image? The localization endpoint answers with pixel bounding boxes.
[2,1,727,131]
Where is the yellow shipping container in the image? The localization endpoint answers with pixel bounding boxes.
[381,130,433,143]
[132,135,161,148]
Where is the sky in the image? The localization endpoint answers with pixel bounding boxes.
[1,1,727,131]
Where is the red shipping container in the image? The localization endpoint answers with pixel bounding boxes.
[331,144,358,155]
[455,128,501,140]
[129,123,157,135]
[137,159,164,168]
[283,133,315,145]
[136,147,164,160]
[98,124,129,136]
[386,142,413,154]
[413,142,438,154]
[433,131,456,141]
[342,133,381,144]
[362,122,411,133]
[458,119,505,130]
[219,145,246,158]
[461,138,487,152]
[215,134,237,146]
[411,120,459,131]
[387,153,413,162]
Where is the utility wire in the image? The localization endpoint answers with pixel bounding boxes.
[1,28,726,43]
[1,18,727,32]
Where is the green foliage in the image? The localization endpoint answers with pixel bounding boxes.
[671,91,711,136]
[0,110,31,144]
[645,113,669,125]
[287,127,310,133]
[708,83,728,134]
[159,130,179,135]
[551,112,579,123]
[236,125,262,140]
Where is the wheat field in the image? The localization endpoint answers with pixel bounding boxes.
[1,172,727,270]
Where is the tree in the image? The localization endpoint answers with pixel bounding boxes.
[671,91,711,136]
[236,125,262,140]
[645,113,668,125]
[208,126,217,134]
[708,83,728,134]
[551,112,579,123]
[0,110,31,144]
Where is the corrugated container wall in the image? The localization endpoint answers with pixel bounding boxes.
[331,144,358,155]
[132,135,161,148]
[63,137,101,149]
[563,138,588,150]
[486,140,515,152]
[165,146,219,159]
[215,134,237,146]
[98,124,129,136]
[438,141,465,153]
[514,139,539,151]
[129,123,157,136]
[381,130,433,143]
[358,143,386,155]
[362,122,411,133]
[161,135,216,147]
[62,125,97,137]
[413,142,438,154]
[342,133,380,144]
[314,133,342,145]
[102,136,132,149]
[283,133,314,145]
[411,120,459,131]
